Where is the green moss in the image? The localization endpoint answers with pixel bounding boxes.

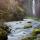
[32,29,40,36]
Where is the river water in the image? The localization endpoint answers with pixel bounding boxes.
[4,19,40,40]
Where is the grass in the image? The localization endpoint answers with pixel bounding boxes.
[24,16,40,22]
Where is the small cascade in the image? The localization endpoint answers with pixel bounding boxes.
[32,0,36,16]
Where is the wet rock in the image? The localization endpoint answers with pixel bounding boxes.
[37,34,40,40]
[34,24,40,29]
[27,21,32,23]
[0,25,11,34]
[23,23,32,29]
[16,23,18,24]
[19,21,22,23]
[23,33,26,34]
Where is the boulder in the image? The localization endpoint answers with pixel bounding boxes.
[23,23,32,29]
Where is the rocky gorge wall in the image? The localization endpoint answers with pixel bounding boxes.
[35,0,40,18]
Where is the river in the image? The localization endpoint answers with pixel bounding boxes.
[4,19,40,40]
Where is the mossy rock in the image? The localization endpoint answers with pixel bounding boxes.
[32,29,40,36]
[0,24,11,40]
[0,25,11,34]
[0,28,8,40]
[24,23,32,29]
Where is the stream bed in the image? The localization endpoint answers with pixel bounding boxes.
[4,19,40,40]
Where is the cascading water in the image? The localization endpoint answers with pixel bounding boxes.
[32,0,36,16]
[4,19,40,40]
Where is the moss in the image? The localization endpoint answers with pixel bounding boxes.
[0,25,11,40]
[0,25,11,34]
[32,29,40,36]
[0,28,8,40]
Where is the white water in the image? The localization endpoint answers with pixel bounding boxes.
[4,19,40,40]
[32,0,35,15]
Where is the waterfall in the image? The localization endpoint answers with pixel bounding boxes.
[32,0,35,16]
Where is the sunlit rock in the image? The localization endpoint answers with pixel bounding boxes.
[23,23,32,29]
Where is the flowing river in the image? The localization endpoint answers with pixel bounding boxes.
[4,19,40,40]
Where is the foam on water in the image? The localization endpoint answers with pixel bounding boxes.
[4,19,40,40]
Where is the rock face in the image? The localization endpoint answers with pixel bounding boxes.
[24,0,33,16]
[16,0,33,17]
[35,0,40,18]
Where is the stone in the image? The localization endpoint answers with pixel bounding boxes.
[24,23,32,29]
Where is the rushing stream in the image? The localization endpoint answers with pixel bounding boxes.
[4,19,40,40]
